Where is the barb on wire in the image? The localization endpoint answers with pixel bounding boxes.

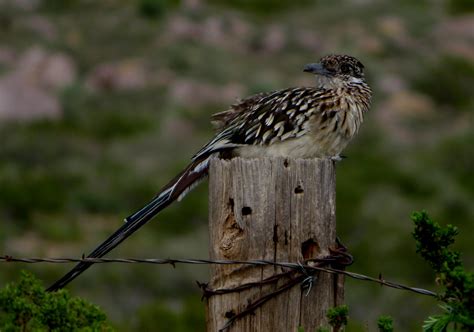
[0,255,437,298]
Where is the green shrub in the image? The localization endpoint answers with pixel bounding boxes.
[0,271,112,331]
[377,315,394,332]
[412,211,474,331]
[327,305,349,332]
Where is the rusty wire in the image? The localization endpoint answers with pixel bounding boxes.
[0,255,437,297]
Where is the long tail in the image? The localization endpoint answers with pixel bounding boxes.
[46,156,210,292]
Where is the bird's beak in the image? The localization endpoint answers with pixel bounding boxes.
[303,63,330,75]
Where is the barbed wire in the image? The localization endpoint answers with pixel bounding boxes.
[0,255,437,298]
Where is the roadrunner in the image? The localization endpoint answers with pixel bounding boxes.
[48,54,372,291]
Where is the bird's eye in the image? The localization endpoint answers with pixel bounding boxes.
[340,64,351,74]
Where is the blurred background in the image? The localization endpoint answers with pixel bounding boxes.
[0,0,472,330]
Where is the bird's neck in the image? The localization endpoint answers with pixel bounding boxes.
[316,77,371,107]
[316,76,367,90]
[344,80,372,113]
[315,78,372,115]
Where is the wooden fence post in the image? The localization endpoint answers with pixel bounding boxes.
[206,157,342,332]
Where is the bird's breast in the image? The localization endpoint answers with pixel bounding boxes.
[234,135,329,159]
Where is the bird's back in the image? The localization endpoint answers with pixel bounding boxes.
[201,84,371,160]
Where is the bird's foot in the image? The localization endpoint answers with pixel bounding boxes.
[330,155,347,162]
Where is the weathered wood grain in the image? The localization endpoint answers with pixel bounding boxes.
[206,157,340,332]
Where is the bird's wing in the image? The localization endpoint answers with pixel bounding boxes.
[210,91,271,130]
[194,87,329,160]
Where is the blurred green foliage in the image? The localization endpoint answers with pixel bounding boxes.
[40,0,82,13]
[138,0,180,19]
[0,85,166,223]
[0,271,112,331]
[447,0,474,15]
[133,296,205,331]
[208,0,312,16]
[61,86,158,140]
[414,56,474,110]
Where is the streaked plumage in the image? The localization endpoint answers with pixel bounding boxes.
[47,54,372,291]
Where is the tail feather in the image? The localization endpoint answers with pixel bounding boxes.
[47,157,210,292]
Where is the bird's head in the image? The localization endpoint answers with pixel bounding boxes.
[304,54,366,88]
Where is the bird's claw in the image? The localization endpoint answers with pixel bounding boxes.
[330,155,347,162]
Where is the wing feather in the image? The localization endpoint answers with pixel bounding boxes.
[194,87,335,161]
